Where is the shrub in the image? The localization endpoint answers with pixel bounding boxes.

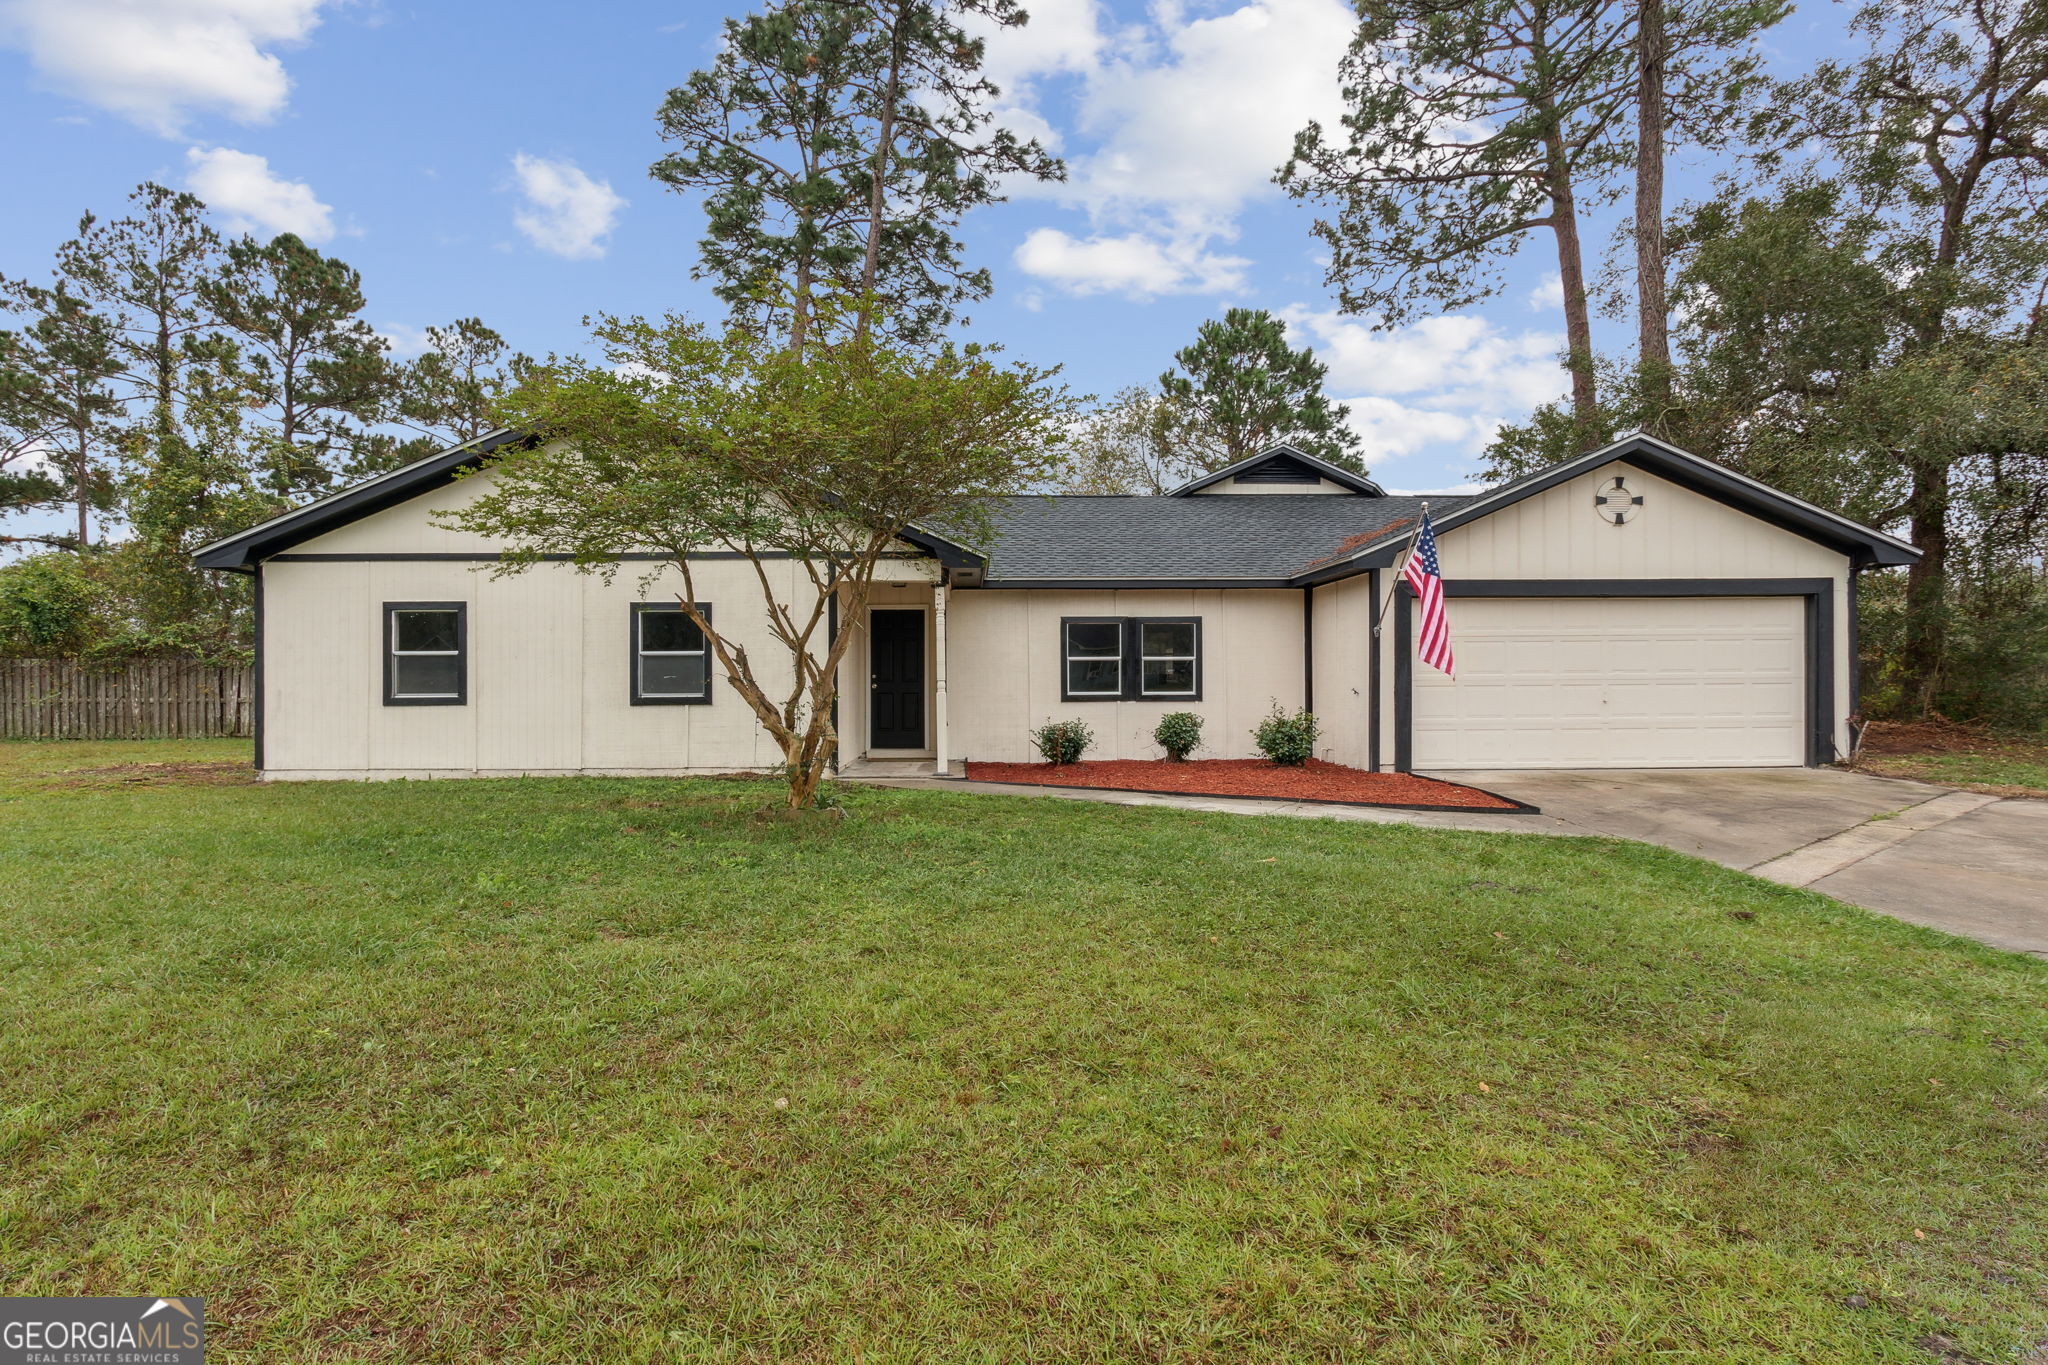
[1029,718,1093,765]
[1154,711,1203,761]
[1252,704,1320,766]
[0,553,102,655]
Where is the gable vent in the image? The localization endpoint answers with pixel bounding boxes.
[1232,453,1323,484]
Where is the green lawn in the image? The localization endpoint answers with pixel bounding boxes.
[1853,721,2048,798]
[3,740,2045,1363]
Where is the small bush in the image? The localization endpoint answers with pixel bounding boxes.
[1154,711,1203,761]
[1252,704,1320,766]
[0,553,102,655]
[1030,718,1094,766]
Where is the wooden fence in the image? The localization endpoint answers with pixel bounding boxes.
[1,658,253,740]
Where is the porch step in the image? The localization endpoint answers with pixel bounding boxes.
[838,757,965,780]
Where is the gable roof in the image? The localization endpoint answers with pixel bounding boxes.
[1292,432,1920,582]
[969,493,1472,585]
[1166,443,1387,497]
[194,427,1915,581]
[190,428,986,571]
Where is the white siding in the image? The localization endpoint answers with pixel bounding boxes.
[262,558,814,779]
[945,588,1306,763]
[1310,576,1374,767]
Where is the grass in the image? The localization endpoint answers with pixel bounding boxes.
[2,738,2045,1363]
[1852,720,2048,798]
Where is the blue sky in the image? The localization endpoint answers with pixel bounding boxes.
[1,0,1857,514]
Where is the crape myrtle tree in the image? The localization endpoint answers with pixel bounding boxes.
[650,0,1063,353]
[443,307,1075,809]
[1159,307,1367,471]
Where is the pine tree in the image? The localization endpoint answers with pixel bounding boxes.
[391,318,533,451]
[651,0,1063,351]
[202,233,393,498]
[1159,309,1366,472]
[0,280,123,548]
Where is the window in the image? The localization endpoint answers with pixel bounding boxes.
[631,602,712,704]
[1139,620,1199,697]
[384,602,466,705]
[1063,619,1123,699]
[1060,616,1202,701]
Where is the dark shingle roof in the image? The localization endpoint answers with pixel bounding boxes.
[966,494,1478,584]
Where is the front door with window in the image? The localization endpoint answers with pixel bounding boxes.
[869,609,926,749]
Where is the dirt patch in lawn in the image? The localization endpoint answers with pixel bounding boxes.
[1849,719,2048,799]
[52,761,258,789]
[962,758,1532,811]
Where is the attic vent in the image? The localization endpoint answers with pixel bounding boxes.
[1232,454,1321,484]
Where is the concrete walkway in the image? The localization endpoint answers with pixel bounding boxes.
[850,766,2047,959]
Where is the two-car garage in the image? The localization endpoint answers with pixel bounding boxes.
[1408,594,1812,770]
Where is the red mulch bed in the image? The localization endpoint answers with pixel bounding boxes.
[961,758,1531,811]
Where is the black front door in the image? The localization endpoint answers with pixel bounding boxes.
[869,609,926,749]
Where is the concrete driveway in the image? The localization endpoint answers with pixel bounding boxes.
[1435,768,2048,959]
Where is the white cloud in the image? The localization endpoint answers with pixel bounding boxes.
[185,146,334,242]
[1278,306,1569,461]
[1013,227,1250,298]
[509,154,625,261]
[983,0,1353,301]
[1526,271,1565,310]
[377,323,432,358]
[0,0,330,135]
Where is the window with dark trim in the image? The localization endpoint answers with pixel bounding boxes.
[631,601,712,704]
[1060,616,1202,701]
[384,602,466,705]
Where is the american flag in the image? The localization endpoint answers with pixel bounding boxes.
[1402,507,1455,678]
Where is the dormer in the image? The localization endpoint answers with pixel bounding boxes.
[1166,443,1386,497]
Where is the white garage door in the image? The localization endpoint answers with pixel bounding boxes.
[1413,596,1805,769]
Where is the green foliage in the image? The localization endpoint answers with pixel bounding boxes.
[1158,308,1364,471]
[1252,705,1320,766]
[651,0,1064,349]
[0,553,102,653]
[1153,711,1203,761]
[390,317,532,450]
[1053,386,1222,494]
[201,232,395,496]
[1029,717,1093,765]
[0,281,122,549]
[451,307,1075,807]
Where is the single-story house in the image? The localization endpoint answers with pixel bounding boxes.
[193,432,1918,780]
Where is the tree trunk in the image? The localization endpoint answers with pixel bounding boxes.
[1541,116,1599,426]
[1899,457,1951,716]
[857,9,906,340]
[1633,0,1672,427]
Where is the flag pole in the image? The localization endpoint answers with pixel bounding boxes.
[1371,501,1427,638]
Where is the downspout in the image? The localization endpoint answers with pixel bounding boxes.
[933,578,950,777]
[828,592,840,775]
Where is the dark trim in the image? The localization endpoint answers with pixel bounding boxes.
[983,577,1293,590]
[1057,615,1204,702]
[1302,587,1314,714]
[192,424,986,571]
[1440,577,1833,598]
[382,601,467,707]
[252,564,265,771]
[1367,568,1381,773]
[261,550,933,563]
[1391,578,1836,772]
[1394,591,1412,773]
[1290,436,1919,585]
[1166,442,1387,498]
[629,601,713,706]
[195,429,534,569]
